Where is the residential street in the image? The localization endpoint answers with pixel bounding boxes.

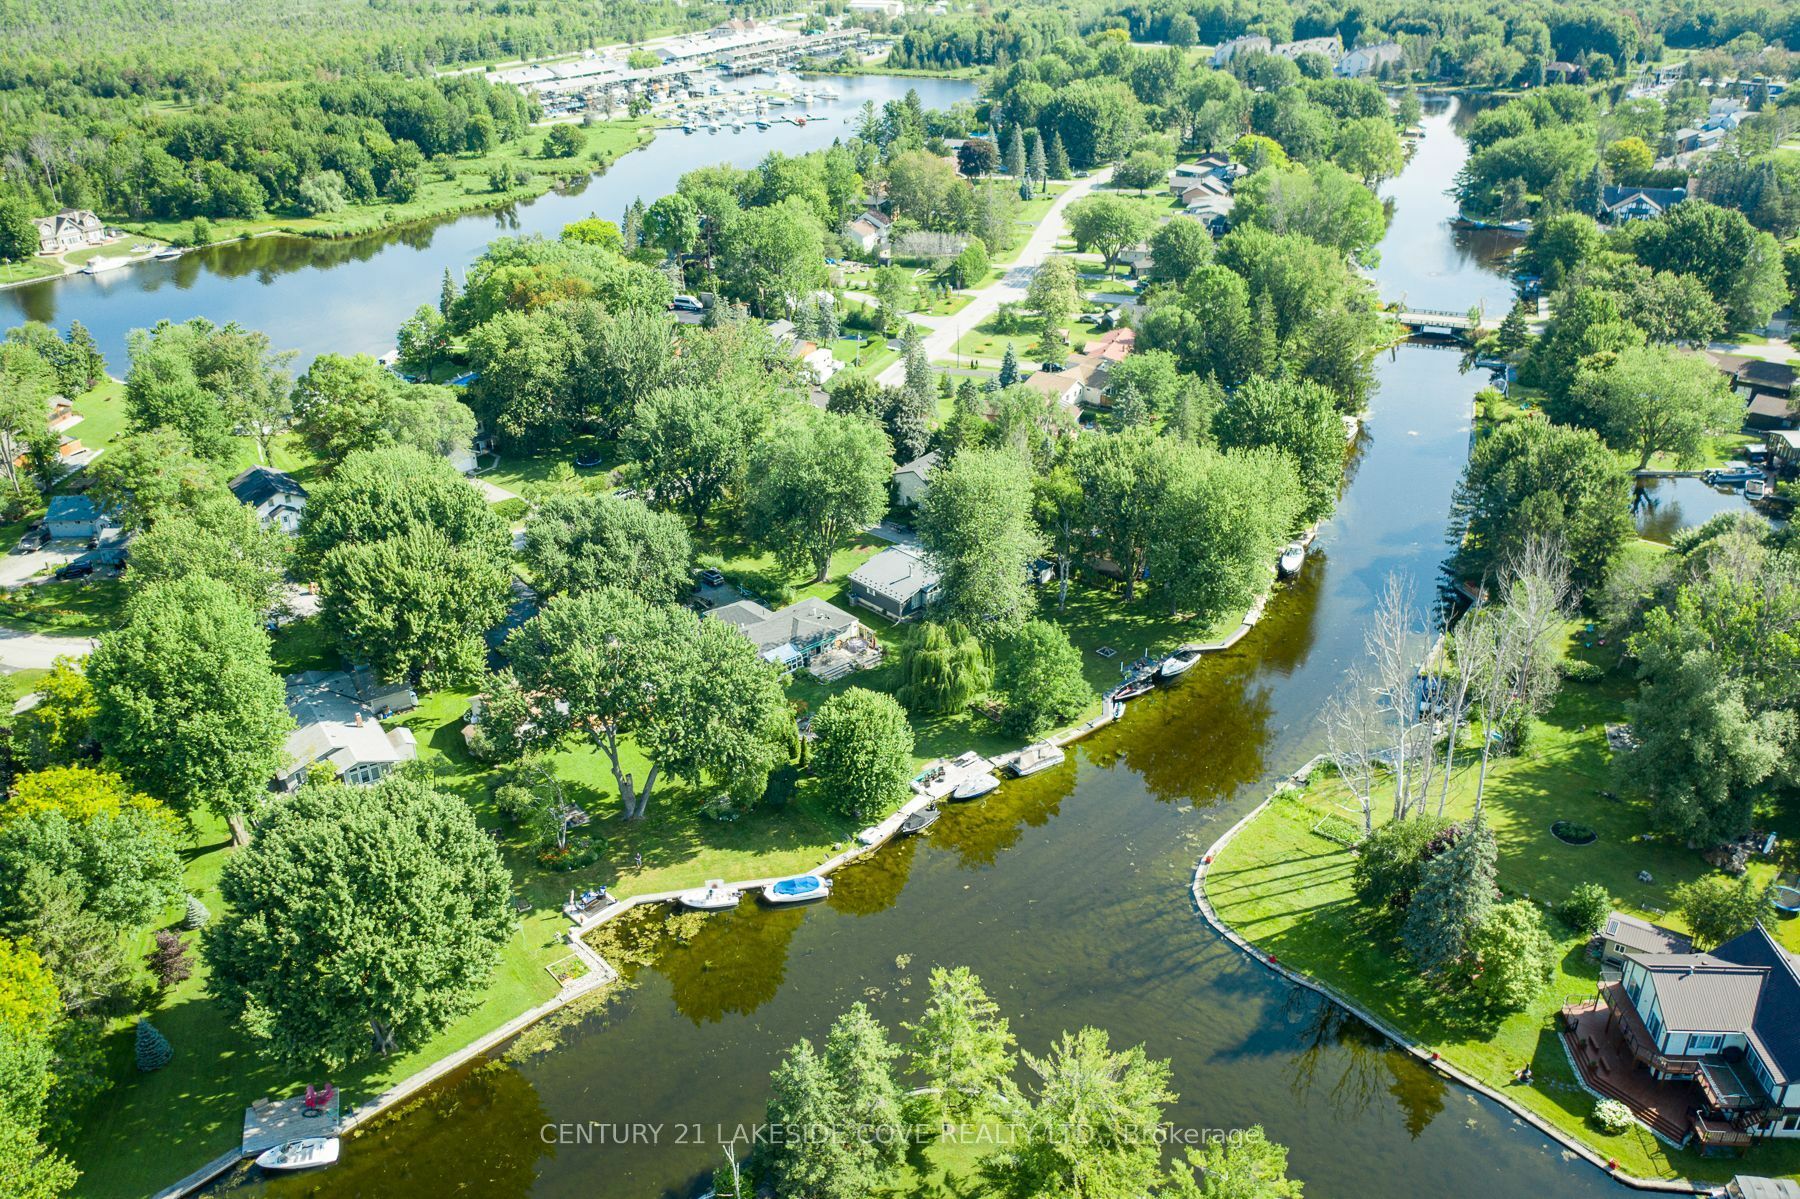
[875,168,1115,388]
[0,629,96,673]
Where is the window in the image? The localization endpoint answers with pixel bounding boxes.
[1645,1008,1663,1045]
[1688,1034,1723,1054]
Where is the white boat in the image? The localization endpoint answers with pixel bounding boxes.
[255,1137,340,1171]
[1747,477,1768,500]
[763,874,830,904]
[152,248,181,262]
[1159,647,1204,679]
[1008,743,1066,778]
[80,255,127,275]
[951,772,1000,801]
[676,880,741,911]
[1278,541,1306,578]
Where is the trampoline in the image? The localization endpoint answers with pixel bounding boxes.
[1773,885,1800,914]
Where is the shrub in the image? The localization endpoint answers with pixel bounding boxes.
[1558,882,1612,935]
[1468,900,1554,1011]
[994,620,1092,737]
[1560,658,1603,683]
[182,894,211,930]
[1593,1098,1634,1134]
[1351,816,1452,913]
[136,1019,173,1071]
[146,930,194,993]
[810,687,915,819]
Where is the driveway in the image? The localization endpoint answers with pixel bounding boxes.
[876,169,1116,387]
[0,542,85,589]
[0,629,97,672]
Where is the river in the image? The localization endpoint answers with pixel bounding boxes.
[198,96,1636,1199]
[0,75,977,371]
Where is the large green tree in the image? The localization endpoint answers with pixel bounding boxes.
[1232,161,1387,258]
[1150,447,1302,619]
[746,408,891,583]
[123,319,293,464]
[1065,194,1155,275]
[809,688,914,819]
[1627,199,1790,329]
[289,353,476,470]
[1401,819,1497,975]
[1213,376,1345,524]
[87,577,291,820]
[506,590,789,818]
[0,767,183,930]
[523,492,692,603]
[904,965,1016,1120]
[1566,344,1741,469]
[995,620,1092,737]
[917,447,1044,635]
[126,490,288,613]
[206,778,512,1066]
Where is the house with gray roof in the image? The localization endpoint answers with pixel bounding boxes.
[276,670,419,791]
[1569,923,1800,1147]
[43,494,99,540]
[709,596,866,670]
[847,544,940,622]
[1599,910,1693,966]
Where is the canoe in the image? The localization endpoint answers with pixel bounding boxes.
[900,806,941,834]
[1008,743,1066,777]
[676,880,741,911]
[1278,541,1306,578]
[256,1138,340,1171]
[950,773,999,801]
[762,874,830,904]
[1159,647,1204,679]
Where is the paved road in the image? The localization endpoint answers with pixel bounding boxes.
[0,629,96,673]
[876,169,1115,387]
[1710,337,1795,364]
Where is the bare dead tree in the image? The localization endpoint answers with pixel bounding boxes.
[1322,665,1386,837]
[1365,573,1431,821]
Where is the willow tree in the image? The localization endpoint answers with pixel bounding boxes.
[895,621,990,715]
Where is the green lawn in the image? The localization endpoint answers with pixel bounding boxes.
[1207,637,1800,1184]
[0,578,127,635]
[0,257,65,287]
[952,318,1102,362]
[111,119,657,247]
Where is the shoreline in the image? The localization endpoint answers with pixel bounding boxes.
[0,123,661,296]
[1190,773,1711,1196]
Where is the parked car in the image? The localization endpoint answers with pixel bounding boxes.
[697,568,726,587]
[55,562,94,581]
[669,295,704,313]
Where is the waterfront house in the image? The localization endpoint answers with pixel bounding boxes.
[1769,429,1800,474]
[893,449,939,508]
[277,670,419,791]
[847,544,939,622]
[1335,42,1403,78]
[709,596,869,674]
[1274,35,1342,61]
[43,494,98,540]
[228,466,308,533]
[1562,923,1800,1148]
[1598,911,1692,969]
[1599,185,1687,223]
[31,209,111,255]
[1210,35,1271,67]
[1541,60,1586,84]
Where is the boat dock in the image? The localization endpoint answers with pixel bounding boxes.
[242,1091,341,1156]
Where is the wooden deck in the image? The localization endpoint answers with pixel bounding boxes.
[1561,1001,1700,1144]
[242,1090,341,1155]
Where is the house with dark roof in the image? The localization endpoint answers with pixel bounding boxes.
[43,494,99,540]
[229,466,308,533]
[1562,923,1800,1148]
[1600,185,1687,223]
[893,450,939,509]
[847,544,940,622]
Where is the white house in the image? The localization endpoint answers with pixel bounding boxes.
[228,466,308,533]
[845,209,892,254]
[31,209,112,255]
[1335,42,1402,77]
[1211,35,1271,67]
[846,0,905,17]
[1022,369,1084,408]
[1274,35,1342,61]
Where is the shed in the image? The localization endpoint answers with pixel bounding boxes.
[847,544,940,622]
[43,494,98,540]
[893,450,939,508]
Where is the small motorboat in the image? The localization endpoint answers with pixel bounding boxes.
[1110,674,1156,703]
[950,772,999,801]
[153,248,182,262]
[80,256,126,274]
[1747,477,1769,500]
[763,874,830,904]
[1008,743,1066,777]
[1159,647,1204,679]
[1278,541,1306,578]
[255,1137,340,1171]
[676,880,741,911]
[899,806,941,835]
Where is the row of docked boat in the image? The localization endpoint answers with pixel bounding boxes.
[675,873,833,910]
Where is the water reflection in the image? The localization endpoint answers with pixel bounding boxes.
[656,905,808,1025]
[919,759,1077,868]
[1632,476,1760,543]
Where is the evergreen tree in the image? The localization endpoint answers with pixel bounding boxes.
[1401,818,1497,975]
[1004,126,1026,178]
[904,966,1016,1119]
[1019,179,1032,202]
[135,1019,172,1071]
[998,343,1019,388]
[1492,302,1531,357]
[815,296,839,344]
[1045,132,1071,181]
[1027,137,1048,194]
[65,322,105,390]
[182,894,211,930]
[622,199,644,248]
[822,1003,906,1174]
[439,268,457,317]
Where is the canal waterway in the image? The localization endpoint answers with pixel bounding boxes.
[0,75,977,370]
[209,97,1631,1199]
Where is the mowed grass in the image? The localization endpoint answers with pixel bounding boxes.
[1208,635,1800,1184]
[0,578,128,634]
[110,119,658,246]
